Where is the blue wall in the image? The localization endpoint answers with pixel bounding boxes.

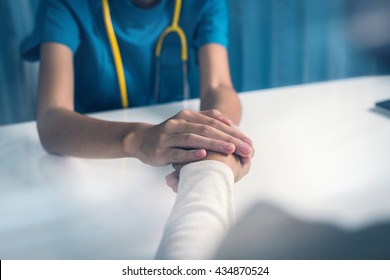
[0,0,39,125]
[1,0,389,124]
[227,0,390,92]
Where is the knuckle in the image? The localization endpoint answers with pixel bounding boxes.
[165,119,179,130]
[208,118,220,128]
[210,109,221,117]
[175,110,183,118]
[178,109,191,118]
[200,125,210,135]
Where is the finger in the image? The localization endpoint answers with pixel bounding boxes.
[164,148,207,164]
[197,113,247,141]
[170,170,180,193]
[175,110,252,145]
[234,156,251,182]
[166,110,253,157]
[199,109,233,126]
[240,144,255,164]
[165,172,179,192]
[167,129,252,158]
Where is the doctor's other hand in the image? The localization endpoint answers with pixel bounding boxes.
[165,151,253,193]
[123,109,253,166]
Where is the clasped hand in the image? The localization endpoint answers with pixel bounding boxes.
[129,109,253,166]
[166,151,252,193]
[128,109,254,192]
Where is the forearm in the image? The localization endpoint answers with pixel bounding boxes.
[156,160,235,259]
[198,44,242,125]
[200,85,242,125]
[37,107,142,158]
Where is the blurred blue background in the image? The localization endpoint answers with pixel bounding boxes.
[1,0,390,125]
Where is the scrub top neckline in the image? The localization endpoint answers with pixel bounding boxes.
[123,0,168,15]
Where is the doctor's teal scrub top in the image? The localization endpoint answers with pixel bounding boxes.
[22,0,228,113]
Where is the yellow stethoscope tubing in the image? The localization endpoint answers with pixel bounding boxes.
[102,0,128,108]
[102,0,188,108]
[155,0,188,61]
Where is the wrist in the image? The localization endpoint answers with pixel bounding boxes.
[204,152,239,180]
[122,122,151,159]
[180,159,235,187]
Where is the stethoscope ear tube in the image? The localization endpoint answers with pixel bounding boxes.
[103,0,190,108]
[102,0,129,108]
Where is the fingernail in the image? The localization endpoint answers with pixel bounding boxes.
[195,149,206,157]
[223,142,235,152]
[239,143,251,155]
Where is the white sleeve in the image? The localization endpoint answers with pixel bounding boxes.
[155,160,235,260]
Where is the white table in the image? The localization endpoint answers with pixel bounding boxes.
[1,76,390,259]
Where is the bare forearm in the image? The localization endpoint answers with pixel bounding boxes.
[37,107,252,164]
[198,44,241,125]
[37,107,141,158]
[200,85,242,125]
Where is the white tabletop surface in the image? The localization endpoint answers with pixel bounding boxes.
[1,76,390,259]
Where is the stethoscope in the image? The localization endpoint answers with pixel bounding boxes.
[102,0,189,108]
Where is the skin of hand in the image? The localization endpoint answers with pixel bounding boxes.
[123,109,253,166]
[165,151,253,193]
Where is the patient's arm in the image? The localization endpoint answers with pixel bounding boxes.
[155,160,236,259]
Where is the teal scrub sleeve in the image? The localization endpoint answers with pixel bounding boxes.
[193,0,228,50]
[22,0,81,61]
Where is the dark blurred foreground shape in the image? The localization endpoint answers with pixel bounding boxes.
[216,203,390,260]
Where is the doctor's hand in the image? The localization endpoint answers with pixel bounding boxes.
[165,150,253,193]
[123,109,253,167]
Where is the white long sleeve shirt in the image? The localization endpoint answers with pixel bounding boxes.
[155,160,235,260]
